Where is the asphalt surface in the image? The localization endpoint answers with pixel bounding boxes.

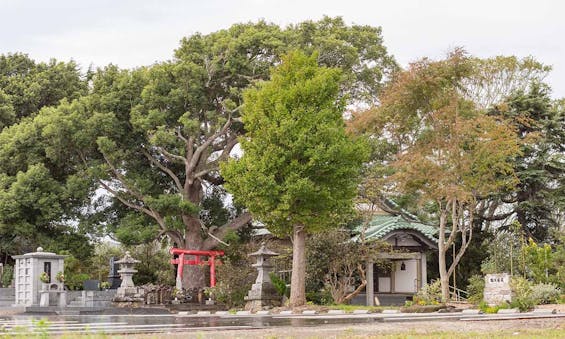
[0,310,563,336]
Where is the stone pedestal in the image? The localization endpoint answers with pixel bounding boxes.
[244,243,281,311]
[113,251,144,303]
[484,273,512,306]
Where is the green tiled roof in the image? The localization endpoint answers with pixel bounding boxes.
[354,214,438,244]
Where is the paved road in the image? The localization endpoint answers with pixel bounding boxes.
[0,311,563,336]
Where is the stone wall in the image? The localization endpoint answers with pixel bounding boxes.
[67,290,116,307]
[0,288,15,306]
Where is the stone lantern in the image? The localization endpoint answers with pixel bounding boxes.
[244,243,281,311]
[113,251,144,302]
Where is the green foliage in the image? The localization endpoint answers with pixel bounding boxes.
[413,280,442,306]
[352,50,522,301]
[222,50,368,236]
[0,19,395,277]
[305,228,390,304]
[0,53,86,127]
[530,283,561,304]
[39,272,49,283]
[303,290,333,305]
[269,272,288,298]
[522,238,554,283]
[510,276,536,311]
[207,248,255,308]
[466,274,485,304]
[480,226,523,275]
[61,251,89,290]
[478,300,510,314]
[1,265,13,287]
[127,241,175,286]
[487,84,565,240]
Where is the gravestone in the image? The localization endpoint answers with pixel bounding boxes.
[108,257,121,289]
[484,273,512,306]
[83,280,100,291]
[12,247,66,307]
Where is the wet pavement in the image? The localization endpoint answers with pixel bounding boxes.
[1,311,563,336]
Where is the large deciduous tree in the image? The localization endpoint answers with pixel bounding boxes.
[221,51,368,306]
[352,50,521,300]
[24,18,395,289]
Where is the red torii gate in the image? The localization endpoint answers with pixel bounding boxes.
[169,248,224,288]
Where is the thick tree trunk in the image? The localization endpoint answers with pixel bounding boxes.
[289,224,306,307]
[180,214,207,290]
[183,265,207,291]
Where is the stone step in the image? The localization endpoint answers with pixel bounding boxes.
[327,310,345,315]
[461,309,481,314]
[531,308,556,314]
[352,309,370,314]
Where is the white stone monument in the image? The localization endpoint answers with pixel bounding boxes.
[484,273,512,306]
[12,247,66,307]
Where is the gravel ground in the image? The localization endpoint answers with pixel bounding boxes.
[141,317,565,339]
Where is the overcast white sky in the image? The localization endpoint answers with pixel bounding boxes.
[1,0,564,97]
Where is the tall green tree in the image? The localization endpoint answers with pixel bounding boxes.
[353,50,521,300]
[221,51,368,306]
[481,84,565,240]
[26,18,395,289]
[0,53,89,261]
[0,53,86,129]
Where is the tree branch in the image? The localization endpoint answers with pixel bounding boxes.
[97,179,154,220]
[101,152,146,202]
[189,115,232,173]
[202,212,252,249]
[141,148,184,193]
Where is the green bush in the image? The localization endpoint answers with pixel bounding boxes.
[510,276,536,311]
[1,265,13,287]
[306,289,333,305]
[413,280,442,305]
[467,275,485,304]
[531,283,561,304]
[269,272,288,298]
[207,256,255,308]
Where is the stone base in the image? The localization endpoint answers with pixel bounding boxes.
[244,298,281,312]
[113,286,145,304]
[111,300,145,307]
